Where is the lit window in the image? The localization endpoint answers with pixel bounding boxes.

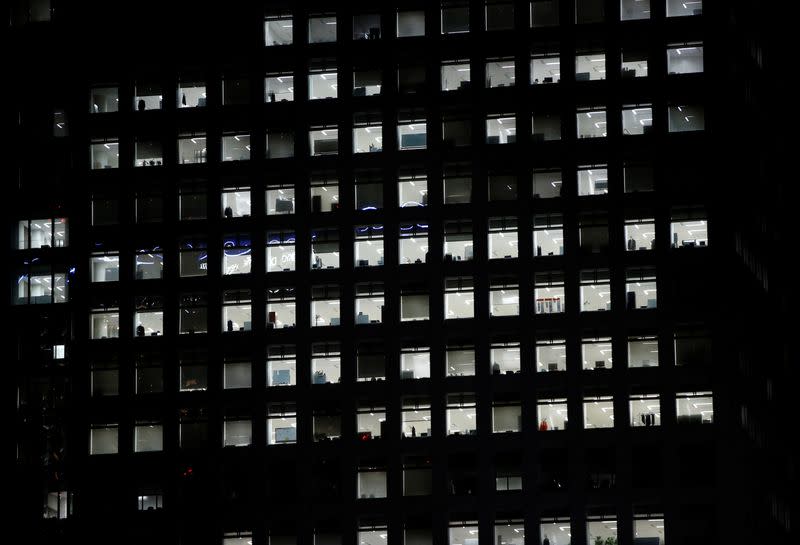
[311,178,339,212]
[267,345,296,387]
[89,424,118,455]
[442,60,471,91]
[222,187,251,218]
[398,117,427,150]
[267,287,297,328]
[222,289,251,332]
[90,307,119,339]
[634,514,666,542]
[667,0,702,17]
[676,391,714,424]
[489,278,520,317]
[491,343,521,373]
[577,108,607,138]
[580,269,611,312]
[447,346,475,376]
[90,86,118,113]
[577,165,608,195]
[353,68,381,96]
[671,213,708,247]
[622,50,649,78]
[625,217,656,251]
[446,393,477,435]
[534,272,565,314]
[265,72,294,102]
[587,517,618,544]
[134,296,163,337]
[399,174,428,207]
[584,396,614,429]
[267,404,297,444]
[357,404,386,439]
[531,54,560,84]
[310,285,338,327]
[14,269,67,305]
[355,283,384,324]
[537,398,568,430]
[222,234,251,275]
[354,225,384,267]
[43,491,72,519]
[310,126,339,156]
[402,397,432,437]
[135,82,162,111]
[400,222,429,265]
[488,217,518,259]
[539,519,570,545]
[630,394,661,427]
[357,465,387,498]
[582,337,613,370]
[91,139,119,169]
[622,104,654,135]
[312,344,340,384]
[629,336,659,368]
[265,14,293,46]
[353,121,383,153]
[309,68,338,100]
[625,268,657,310]
[178,79,206,107]
[444,277,474,320]
[486,59,515,88]
[178,133,207,164]
[534,214,564,256]
[576,53,606,80]
[310,228,339,270]
[266,184,296,215]
[267,230,296,273]
[221,133,250,161]
[308,15,337,43]
[486,114,517,144]
[401,346,431,379]
[536,338,566,372]
[621,0,650,20]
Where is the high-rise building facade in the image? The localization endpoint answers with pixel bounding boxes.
[7,2,795,545]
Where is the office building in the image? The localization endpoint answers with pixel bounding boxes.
[7,1,795,544]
